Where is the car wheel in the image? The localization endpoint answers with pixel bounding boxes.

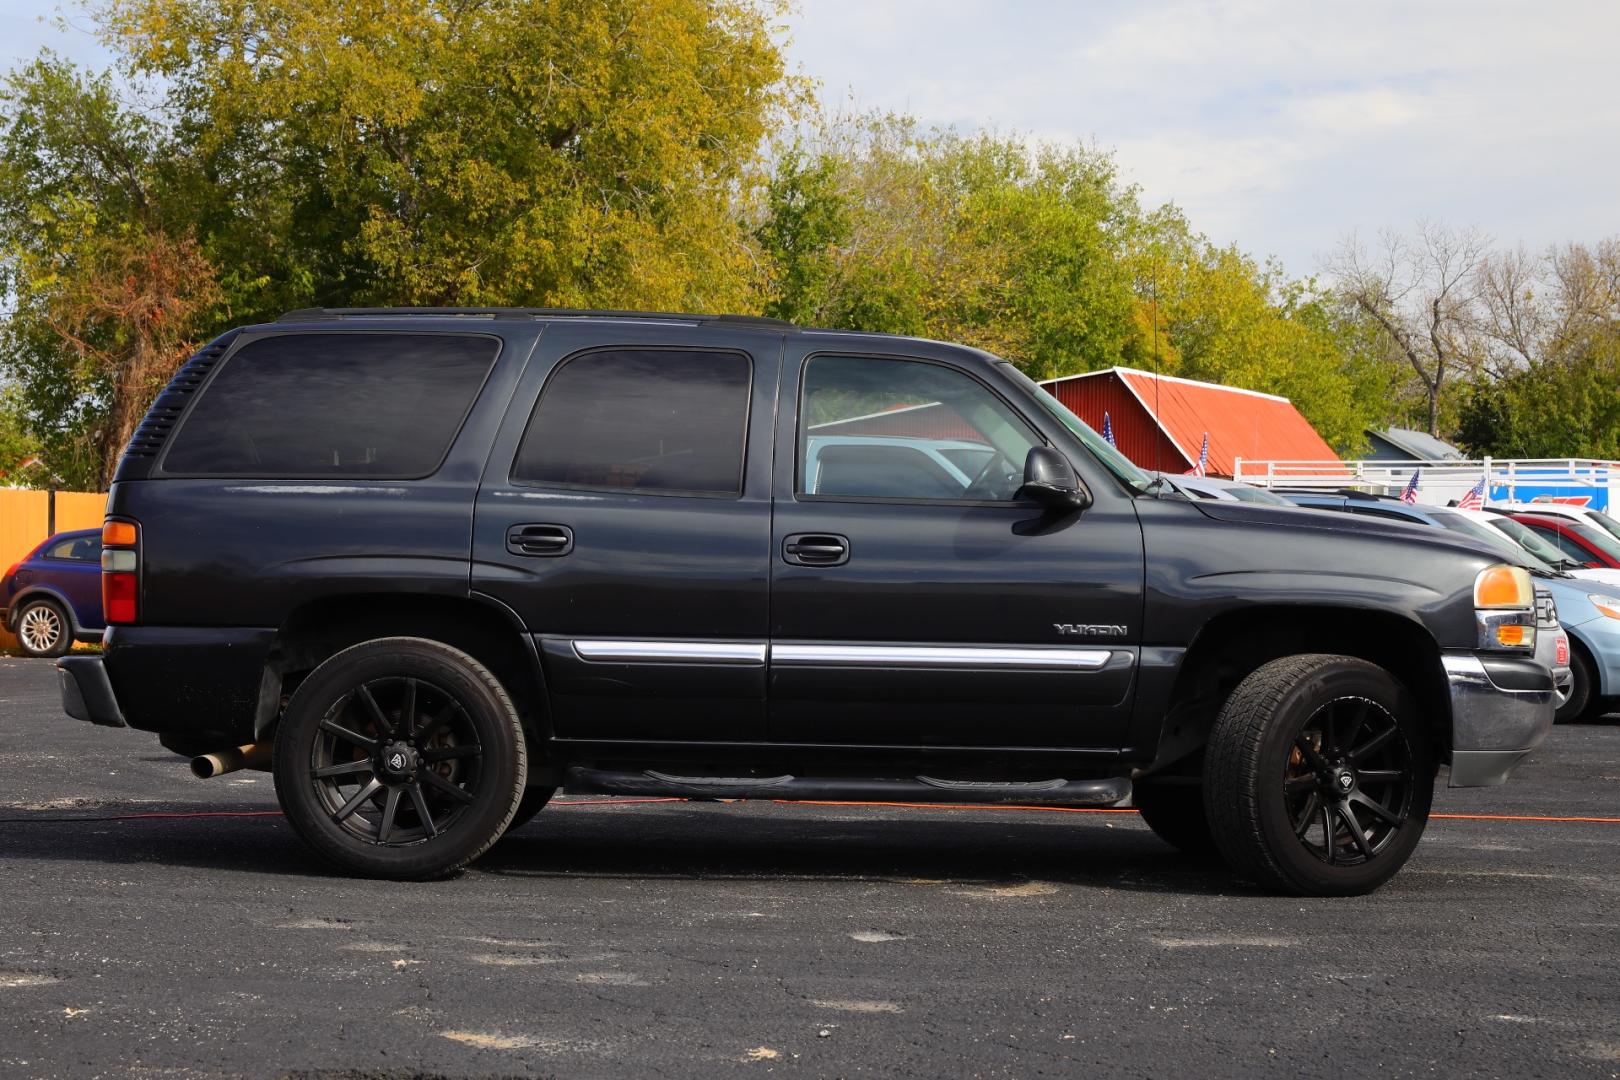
[273,637,527,880]
[1204,654,1434,897]
[1555,645,1594,724]
[15,598,71,658]
[1131,780,1218,857]
[503,785,558,835]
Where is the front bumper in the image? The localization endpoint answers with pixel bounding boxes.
[1443,652,1555,787]
[57,656,127,727]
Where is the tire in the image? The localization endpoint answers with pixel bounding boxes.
[504,785,558,834]
[272,637,527,880]
[1555,644,1594,724]
[1204,654,1434,897]
[15,598,71,658]
[1132,781,1218,857]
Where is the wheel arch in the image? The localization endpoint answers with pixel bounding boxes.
[1145,605,1449,775]
[7,586,83,634]
[259,592,548,749]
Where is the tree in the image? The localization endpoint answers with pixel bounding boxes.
[99,0,796,315]
[757,116,1140,376]
[1329,222,1490,437]
[0,58,223,488]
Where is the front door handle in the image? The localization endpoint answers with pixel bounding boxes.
[783,533,849,567]
[507,524,574,557]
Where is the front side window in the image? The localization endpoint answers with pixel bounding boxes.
[513,349,751,496]
[163,333,498,478]
[799,355,1041,502]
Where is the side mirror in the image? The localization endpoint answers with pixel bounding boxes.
[1017,446,1092,511]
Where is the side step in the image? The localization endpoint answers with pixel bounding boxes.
[563,766,1132,806]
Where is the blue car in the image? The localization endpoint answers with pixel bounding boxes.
[1283,491,1620,722]
[2,528,105,658]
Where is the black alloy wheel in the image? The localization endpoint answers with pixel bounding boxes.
[1283,696,1415,866]
[309,675,484,846]
[1205,654,1434,896]
[274,638,526,879]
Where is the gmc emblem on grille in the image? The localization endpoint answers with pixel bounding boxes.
[1054,623,1129,637]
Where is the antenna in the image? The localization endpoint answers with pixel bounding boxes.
[1151,264,1163,479]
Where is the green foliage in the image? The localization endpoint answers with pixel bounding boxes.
[1458,351,1620,460]
[757,118,1139,377]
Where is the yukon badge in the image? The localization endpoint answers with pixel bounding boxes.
[1054,623,1129,638]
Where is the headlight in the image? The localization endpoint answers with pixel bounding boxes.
[1475,564,1535,651]
[1475,565,1533,609]
[1591,594,1620,620]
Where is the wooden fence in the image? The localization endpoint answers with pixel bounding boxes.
[1,489,108,651]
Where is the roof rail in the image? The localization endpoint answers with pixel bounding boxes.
[275,307,793,328]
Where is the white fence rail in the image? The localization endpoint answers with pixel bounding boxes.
[1230,457,1620,513]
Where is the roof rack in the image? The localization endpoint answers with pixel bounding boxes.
[276,307,794,328]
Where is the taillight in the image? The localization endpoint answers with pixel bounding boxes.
[101,518,140,624]
[2,561,19,582]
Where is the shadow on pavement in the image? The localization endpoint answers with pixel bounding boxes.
[0,799,1246,895]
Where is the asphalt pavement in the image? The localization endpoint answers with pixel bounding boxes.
[1,656,1617,1080]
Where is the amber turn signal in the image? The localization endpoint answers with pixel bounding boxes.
[103,520,138,546]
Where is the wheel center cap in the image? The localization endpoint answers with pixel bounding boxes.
[379,742,417,780]
[1332,768,1356,794]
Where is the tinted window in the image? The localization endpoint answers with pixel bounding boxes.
[163,334,497,478]
[810,442,965,498]
[46,536,99,561]
[1526,524,1598,563]
[513,349,751,496]
[800,356,1040,501]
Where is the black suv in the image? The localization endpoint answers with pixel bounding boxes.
[58,309,1555,895]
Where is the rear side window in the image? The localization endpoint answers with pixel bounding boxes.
[162,333,498,478]
[46,537,100,561]
[512,349,751,496]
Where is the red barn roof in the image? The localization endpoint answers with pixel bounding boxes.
[1040,367,1340,478]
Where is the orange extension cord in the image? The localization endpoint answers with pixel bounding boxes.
[3,799,1614,825]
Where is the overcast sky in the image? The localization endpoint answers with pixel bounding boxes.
[7,1,1616,278]
[783,0,1620,275]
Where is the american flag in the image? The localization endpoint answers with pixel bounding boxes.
[1101,411,1116,447]
[1398,469,1421,503]
[1458,476,1487,511]
[1184,432,1209,478]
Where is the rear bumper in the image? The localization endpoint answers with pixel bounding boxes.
[1443,652,1556,787]
[57,656,127,728]
[83,625,274,740]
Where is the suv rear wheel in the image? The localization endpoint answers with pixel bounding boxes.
[273,637,527,879]
[1204,654,1433,896]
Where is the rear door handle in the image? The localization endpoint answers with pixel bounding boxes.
[782,533,849,567]
[506,524,574,557]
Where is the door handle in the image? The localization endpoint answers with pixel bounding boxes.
[506,524,574,557]
[783,533,849,567]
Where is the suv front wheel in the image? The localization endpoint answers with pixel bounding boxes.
[1204,654,1434,896]
[273,637,527,879]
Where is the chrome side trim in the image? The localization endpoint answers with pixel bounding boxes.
[770,644,1112,670]
[571,640,767,665]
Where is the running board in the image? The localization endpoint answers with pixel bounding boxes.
[563,767,1132,806]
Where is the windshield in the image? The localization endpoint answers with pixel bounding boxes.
[1431,510,1555,571]
[1566,520,1620,562]
[1000,365,1157,494]
[1580,511,1620,544]
[1490,517,1582,570]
